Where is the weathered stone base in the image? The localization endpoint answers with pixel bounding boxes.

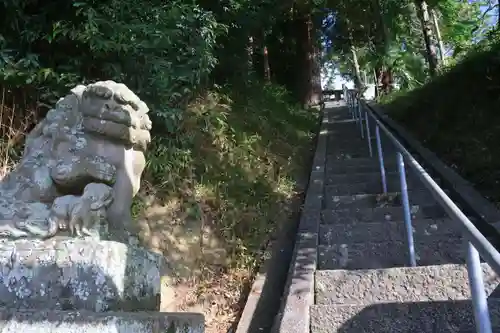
[0,308,203,333]
[0,237,163,312]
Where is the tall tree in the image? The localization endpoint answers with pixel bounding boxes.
[431,8,446,64]
[416,0,439,76]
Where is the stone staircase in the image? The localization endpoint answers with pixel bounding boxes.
[273,102,500,333]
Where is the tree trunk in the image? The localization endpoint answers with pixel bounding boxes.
[375,66,392,95]
[381,68,393,93]
[252,30,271,82]
[372,0,390,63]
[247,36,254,79]
[431,8,445,65]
[267,16,297,93]
[415,0,438,76]
[350,44,363,91]
[310,44,322,105]
[498,0,500,29]
[294,6,321,107]
[374,68,380,98]
[263,46,271,82]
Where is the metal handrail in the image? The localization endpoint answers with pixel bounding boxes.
[342,88,496,333]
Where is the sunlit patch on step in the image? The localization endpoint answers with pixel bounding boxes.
[423,223,439,236]
[375,192,402,208]
[339,244,349,268]
[333,153,352,160]
[319,129,329,136]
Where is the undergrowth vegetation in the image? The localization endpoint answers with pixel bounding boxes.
[140,82,316,267]
[133,81,316,330]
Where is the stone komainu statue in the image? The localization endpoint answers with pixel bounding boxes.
[0,81,152,240]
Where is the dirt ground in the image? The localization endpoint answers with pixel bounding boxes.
[136,198,259,333]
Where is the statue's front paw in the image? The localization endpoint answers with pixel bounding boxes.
[45,216,62,236]
[68,218,82,237]
[57,220,68,231]
[81,226,92,236]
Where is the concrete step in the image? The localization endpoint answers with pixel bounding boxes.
[326,134,394,145]
[326,155,398,167]
[323,191,438,211]
[326,151,372,161]
[319,218,459,245]
[326,160,399,175]
[315,263,500,305]
[326,170,424,187]
[324,192,402,211]
[326,140,396,153]
[326,123,362,132]
[327,121,380,131]
[329,134,378,141]
[318,236,465,270]
[310,300,500,333]
[324,176,424,196]
[327,119,357,125]
[321,205,447,224]
[0,308,203,332]
[326,171,399,185]
[327,112,352,120]
[326,147,397,161]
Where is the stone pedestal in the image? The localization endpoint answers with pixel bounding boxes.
[0,309,204,333]
[0,238,163,312]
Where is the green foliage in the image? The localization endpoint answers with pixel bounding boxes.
[385,42,500,204]
[0,0,223,130]
[438,0,484,58]
[323,0,497,93]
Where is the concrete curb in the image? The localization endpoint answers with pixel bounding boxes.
[235,109,321,333]
[235,240,275,333]
[270,110,329,333]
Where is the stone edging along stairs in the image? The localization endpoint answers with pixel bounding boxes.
[270,101,500,333]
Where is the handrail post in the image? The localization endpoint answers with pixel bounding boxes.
[467,242,493,333]
[352,92,356,121]
[350,92,355,119]
[353,93,358,122]
[375,125,388,194]
[346,90,351,117]
[351,94,355,120]
[364,108,373,157]
[397,152,416,267]
[358,98,364,139]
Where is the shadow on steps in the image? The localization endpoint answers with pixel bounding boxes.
[311,299,500,333]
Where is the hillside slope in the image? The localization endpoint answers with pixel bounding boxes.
[135,83,318,332]
[385,42,500,205]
